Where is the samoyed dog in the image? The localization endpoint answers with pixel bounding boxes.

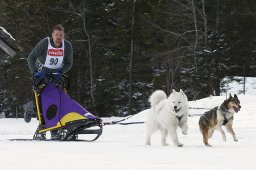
[145,89,189,147]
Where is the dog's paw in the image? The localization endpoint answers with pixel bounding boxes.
[145,141,151,145]
[177,143,183,147]
[206,144,212,147]
[233,138,238,142]
[182,131,187,135]
[181,126,188,135]
[162,143,169,146]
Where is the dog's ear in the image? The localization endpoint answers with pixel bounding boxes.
[229,93,232,99]
[234,94,238,99]
[180,89,185,96]
[172,89,177,93]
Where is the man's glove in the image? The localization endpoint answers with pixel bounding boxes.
[33,71,45,79]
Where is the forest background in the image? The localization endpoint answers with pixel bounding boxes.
[0,0,256,117]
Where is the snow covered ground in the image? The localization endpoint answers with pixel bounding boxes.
[0,94,256,170]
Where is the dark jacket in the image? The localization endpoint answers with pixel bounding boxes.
[27,37,73,73]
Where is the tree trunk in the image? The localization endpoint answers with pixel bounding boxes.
[216,0,220,29]
[81,8,96,113]
[129,0,136,115]
[201,0,208,47]
[191,0,198,73]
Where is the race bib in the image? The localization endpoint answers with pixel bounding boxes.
[44,38,64,69]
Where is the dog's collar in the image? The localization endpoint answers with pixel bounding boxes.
[220,106,234,114]
[176,115,183,122]
[220,107,229,113]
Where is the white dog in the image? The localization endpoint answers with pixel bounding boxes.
[145,89,189,147]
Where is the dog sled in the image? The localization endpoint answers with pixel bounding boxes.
[31,73,103,142]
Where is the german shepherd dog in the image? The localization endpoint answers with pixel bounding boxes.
[199,94,241,147]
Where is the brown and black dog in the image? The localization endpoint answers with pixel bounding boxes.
[199,94,241,147]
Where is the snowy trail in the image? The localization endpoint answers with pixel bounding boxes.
[0,95,256,170]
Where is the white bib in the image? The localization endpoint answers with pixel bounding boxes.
[44,37,64,69]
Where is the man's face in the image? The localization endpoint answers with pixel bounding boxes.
[52,30,64,47]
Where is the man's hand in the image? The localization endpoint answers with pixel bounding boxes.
[33,71,45,79]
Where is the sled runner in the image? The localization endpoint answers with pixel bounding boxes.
[32,73,103,141]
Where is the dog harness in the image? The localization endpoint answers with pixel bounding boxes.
[202,107,233,125]
[220,107,234,125]
[222,114,233,126]
[202,114,209,121]
[176,115,183,122]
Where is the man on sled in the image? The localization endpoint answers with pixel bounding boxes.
[26,25,102,141]
[27,24,73,140]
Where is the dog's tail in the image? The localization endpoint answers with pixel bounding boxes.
[149,90,167,107]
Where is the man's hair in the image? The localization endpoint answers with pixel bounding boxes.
[52,24,64,32]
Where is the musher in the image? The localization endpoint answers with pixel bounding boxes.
[27,24,73,139]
